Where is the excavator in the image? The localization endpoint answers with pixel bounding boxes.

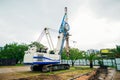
[23,7,70,72]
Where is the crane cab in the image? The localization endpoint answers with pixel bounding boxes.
[24,45,60,65]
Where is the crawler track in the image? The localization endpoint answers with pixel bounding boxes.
[31,64,70,72]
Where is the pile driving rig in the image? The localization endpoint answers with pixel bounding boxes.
[23,7,70,72]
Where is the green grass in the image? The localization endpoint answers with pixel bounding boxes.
[0,64,25,68]
[15,63,24,66]
[74,66,91,70]
[43,66,93,75]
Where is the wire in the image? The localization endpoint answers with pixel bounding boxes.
[37,30,45,43]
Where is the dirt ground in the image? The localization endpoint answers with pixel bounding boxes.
[0,66,93,80]
[0,66,39,80]
[114,71,120,80]
[1,66,119,80]
[0,66,30,73]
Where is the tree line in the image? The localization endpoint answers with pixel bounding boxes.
[0,42,44,64]
[0,43,28,64]
[62,48,99,68]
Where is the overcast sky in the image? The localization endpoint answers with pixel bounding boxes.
[0,0,120,50]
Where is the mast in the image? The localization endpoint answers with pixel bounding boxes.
[65,7,70,56]
[55,7,70,55]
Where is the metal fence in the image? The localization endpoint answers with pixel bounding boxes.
[61,59,116,66]
[0,59,16,66]
[115,58,120,70]
[61,58,120,70]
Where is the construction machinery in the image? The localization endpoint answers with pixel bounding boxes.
[23,7,70,72]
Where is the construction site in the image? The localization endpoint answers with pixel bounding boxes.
[0,0,120,80]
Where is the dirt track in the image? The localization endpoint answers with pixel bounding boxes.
[0,66,35,80]
[114,71,120,80]
[0,66,30,73]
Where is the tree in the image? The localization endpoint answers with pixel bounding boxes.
[85,53,98,68]
[16,44,28,63]
[61,48,83,66]
[111,45,120,58]
[61,48,68,60]
[29,42,45,50]
[0,43,28,64]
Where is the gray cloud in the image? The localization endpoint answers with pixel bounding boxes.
[0,0,120,50]
[89,0,120,21]
[0,0,83,46]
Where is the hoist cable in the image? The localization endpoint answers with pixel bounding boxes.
[37,30,45,43]
[47,29,54,50]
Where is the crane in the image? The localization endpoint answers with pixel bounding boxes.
[23,7,70,72]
